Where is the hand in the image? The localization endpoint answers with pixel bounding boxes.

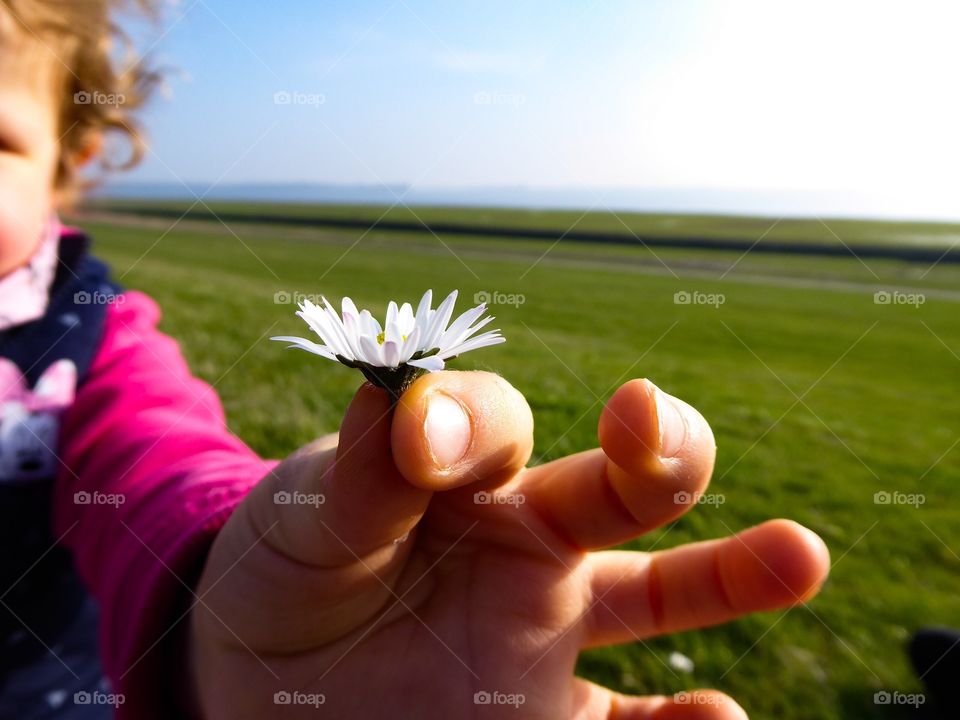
[189,372,829,719]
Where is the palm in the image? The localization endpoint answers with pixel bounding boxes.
[198,477,591,718]
[297,503,584,719]
[191,374,829,720]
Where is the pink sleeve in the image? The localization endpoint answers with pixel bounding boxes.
[52,290,278,719]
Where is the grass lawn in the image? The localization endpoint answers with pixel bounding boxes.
[92,198,960,250]
[73,205,960,720]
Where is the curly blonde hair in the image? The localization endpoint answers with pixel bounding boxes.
[1,0,161,195]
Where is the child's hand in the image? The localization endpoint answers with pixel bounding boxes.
[189,373,829,719]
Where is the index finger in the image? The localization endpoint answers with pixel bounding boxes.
[520,379,717,550]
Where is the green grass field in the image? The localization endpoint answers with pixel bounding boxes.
[74,203,960,720]
[91,198,960,250]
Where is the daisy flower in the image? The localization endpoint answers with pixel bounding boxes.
[272,290,505,399]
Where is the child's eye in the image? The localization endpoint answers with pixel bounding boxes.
[0,117,30,155]
[0,134,23,155]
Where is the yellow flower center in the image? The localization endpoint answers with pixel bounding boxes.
[376,332,407,345]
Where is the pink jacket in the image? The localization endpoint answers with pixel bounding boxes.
[52,289,276,718]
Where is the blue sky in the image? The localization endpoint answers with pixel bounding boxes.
[120,0,960,217]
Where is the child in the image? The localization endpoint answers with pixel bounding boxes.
[0,2,831,718]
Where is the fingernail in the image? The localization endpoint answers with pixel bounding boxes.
[424,392,471,469]
[654,387,687,457]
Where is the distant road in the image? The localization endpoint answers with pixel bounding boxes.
[88,204,960,264]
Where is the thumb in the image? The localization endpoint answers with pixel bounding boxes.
[248,370,533,568]
[391,369,533,490]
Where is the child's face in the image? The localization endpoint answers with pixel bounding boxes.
[0,7,64,277]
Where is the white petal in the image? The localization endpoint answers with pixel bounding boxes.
[438,304,488,352]
[343,315,363,360]
[298,297,320,315]
[423,290,458,350]
[295,298,323,330]
[454,314,495,344]
[360,334,382,365]
[386,300,398,330]
[296,308,346,357]
[398,302,416,335]
[399,325,421,363]
[359,309,382,337]
[320,296,357,360]
[408,355,445,371]
[340,309,364,358]
[319,311,355,359]
[382,340,400,368]
[299,298,346,356]
[414,290,433,337]
[440,331,505,358]
[342,296,360,323]
[270,336,336,360]
[385,318,402,345]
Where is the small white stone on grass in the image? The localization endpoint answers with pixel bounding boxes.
[668,650,695,673]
